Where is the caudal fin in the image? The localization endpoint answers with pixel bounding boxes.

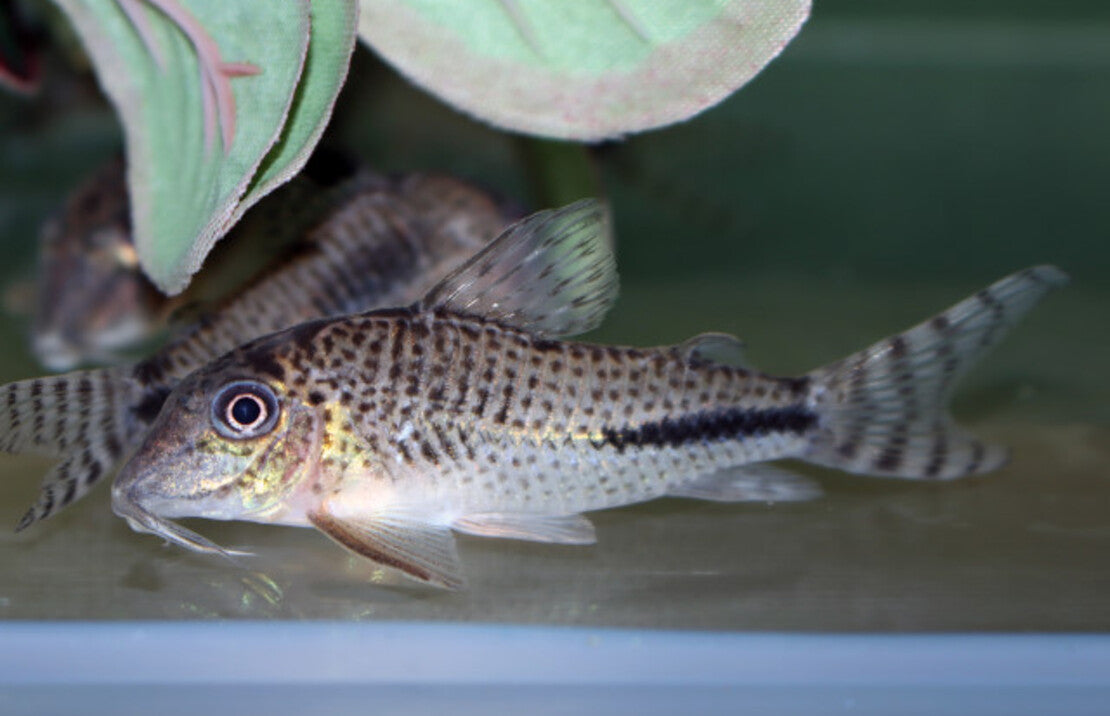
[802,265,1067,480]
[0,366,142,529]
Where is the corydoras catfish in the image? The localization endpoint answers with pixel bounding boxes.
[112,200,1067,589]
[27,159,160,370]
[23,152,508,370]
[24,153,363,371]
[1,171,515,529]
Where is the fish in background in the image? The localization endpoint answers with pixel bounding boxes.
[0,160,520,529]
[27,158,168,370]
[108,200,1067,589]
[20,151,401,370]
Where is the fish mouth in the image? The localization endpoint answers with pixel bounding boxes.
[111,481,251,561]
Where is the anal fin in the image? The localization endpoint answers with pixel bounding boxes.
[309,508,464,590]
[669,464,823,503]
[453,512,596,544]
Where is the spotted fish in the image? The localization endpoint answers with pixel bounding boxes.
[1,170,516,529]
[109,199,1067,589]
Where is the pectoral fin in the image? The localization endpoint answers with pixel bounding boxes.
[309,508,464,590]
[453,512,596,544]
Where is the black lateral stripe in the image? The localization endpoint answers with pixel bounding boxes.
[600,404,817,453]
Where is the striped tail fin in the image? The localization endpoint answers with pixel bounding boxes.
[0,366,144,529]
[802,265,1068,480]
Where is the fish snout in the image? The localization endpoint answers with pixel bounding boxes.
[110,425,204,519]
[110,459,249,559]
[110,453,159,521]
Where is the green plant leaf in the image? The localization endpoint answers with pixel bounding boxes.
[51,1,359,295]
[51,0,310,294]
[358,0,810,141]
[240,0,359,211]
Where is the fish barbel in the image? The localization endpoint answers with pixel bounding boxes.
[112,200,1068,589]
[1,169,516,528]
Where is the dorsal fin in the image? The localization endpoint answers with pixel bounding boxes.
[420,199,617,338]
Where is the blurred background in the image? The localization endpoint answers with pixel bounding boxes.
[0,1,1106,628]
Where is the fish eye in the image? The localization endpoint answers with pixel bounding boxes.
[211,381,280,439]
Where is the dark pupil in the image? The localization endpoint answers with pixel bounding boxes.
[231,396,262,426]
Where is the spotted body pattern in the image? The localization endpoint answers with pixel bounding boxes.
[250,310,815,515]
[111,200,1067,589]
[2,171,516,529]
